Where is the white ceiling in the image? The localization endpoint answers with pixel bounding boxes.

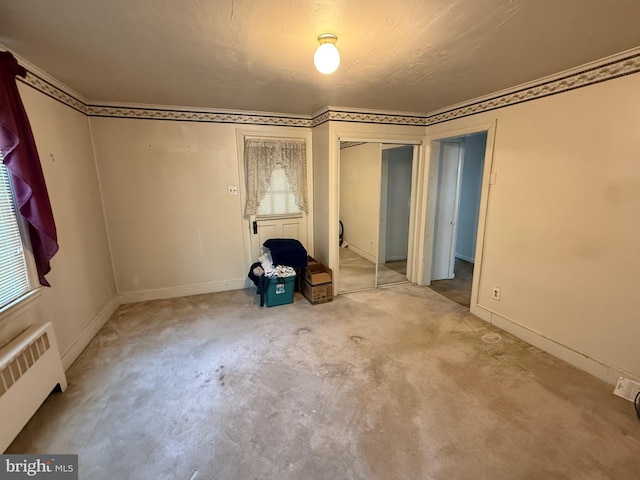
[1,0,639,115]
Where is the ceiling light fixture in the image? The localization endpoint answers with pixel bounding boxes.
[314,33,340,74]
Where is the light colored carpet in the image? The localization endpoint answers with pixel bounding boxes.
[8,284,640,480]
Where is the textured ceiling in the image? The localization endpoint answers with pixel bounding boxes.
[1,0,640,115]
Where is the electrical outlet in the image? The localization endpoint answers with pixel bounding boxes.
[228,185,238,195]
[613,377,640,403]
[492,287,500,301]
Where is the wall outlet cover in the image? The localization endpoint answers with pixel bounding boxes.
[613,377,640,403]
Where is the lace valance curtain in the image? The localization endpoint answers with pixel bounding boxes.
[244,138,308,216]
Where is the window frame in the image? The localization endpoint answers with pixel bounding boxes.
[0,155,41,320]
[241,134,310,218]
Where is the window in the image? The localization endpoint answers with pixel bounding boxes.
[256,165,300,216]
[0,151,30,310]
[243,138,308,217]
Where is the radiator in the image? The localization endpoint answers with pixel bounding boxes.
[0,322,67,452]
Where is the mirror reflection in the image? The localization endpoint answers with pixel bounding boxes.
[377,145,413,286]
[338,142,414,293]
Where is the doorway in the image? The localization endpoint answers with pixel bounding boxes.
[427,132,488,308]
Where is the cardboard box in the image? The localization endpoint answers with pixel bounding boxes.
[296,256,319,292]
[302,280,333,305]
[303,263,332,285]
[263,275,295,307]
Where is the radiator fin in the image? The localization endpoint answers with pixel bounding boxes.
[0,332,50,400]
[0,323,66,452]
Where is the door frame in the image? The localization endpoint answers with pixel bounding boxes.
[331,131,426,294]
[415,120,497,317]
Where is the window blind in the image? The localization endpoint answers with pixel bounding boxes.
[256,166,300,216]
[0,153,30,309]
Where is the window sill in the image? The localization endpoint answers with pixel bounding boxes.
[0,289,43,326]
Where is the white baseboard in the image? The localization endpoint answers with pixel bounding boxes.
[119,279,247,304]
[61,295,120,371]
[347,244,376,263]
[472,304,635,385]
[455,254,475,263]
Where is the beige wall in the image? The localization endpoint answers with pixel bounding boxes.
[0,85,118,369]
[311,122,331,265]
[426,72,640,381]
[90,118,248,301]
[90,118,314,302]
[90,117,426,304]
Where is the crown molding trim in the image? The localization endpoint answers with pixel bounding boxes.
[2,43,89,115]
[9,46,640,128]
[85,104,313,127]
[20,71,88,115]
[311,107,426,127]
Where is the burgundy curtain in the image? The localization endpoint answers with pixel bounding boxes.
[0,51,58,286]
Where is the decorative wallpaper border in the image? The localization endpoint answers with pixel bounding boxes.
[424,52,640,126]
[311,110,426,127]
[21,71,87,115]
[85,105,312,127]
[18,49,640,128]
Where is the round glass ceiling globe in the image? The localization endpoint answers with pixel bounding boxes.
[314,43,340,74]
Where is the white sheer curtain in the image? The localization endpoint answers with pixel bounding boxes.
[244,138,308,215]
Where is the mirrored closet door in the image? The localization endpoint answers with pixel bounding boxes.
[377,145,413,286]
[338,142,414,294]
